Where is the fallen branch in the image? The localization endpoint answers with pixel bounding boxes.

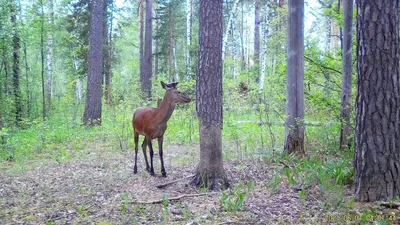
[380,202,400,208]
[156,174,195,189]
[133,193,207,204]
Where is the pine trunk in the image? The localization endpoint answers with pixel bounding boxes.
[83,0,104,125]
[339,0,353,150]
[193,0,229,191]
[141,0,152,98]
[284,0,304,155]
[354,0,400,202]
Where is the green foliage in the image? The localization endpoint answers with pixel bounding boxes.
[219,181,254,212]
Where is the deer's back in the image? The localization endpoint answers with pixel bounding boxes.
[132,107,167,139]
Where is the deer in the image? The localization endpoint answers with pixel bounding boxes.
[132,81,191,177]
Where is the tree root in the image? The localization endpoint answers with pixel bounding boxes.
[156,174,195,189]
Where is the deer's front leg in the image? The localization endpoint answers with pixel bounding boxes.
[158,136,166,177]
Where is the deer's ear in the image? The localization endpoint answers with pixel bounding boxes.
[161,81,167,89]
[170,82,179,88]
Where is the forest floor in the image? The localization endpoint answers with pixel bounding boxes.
[0,141,399,225]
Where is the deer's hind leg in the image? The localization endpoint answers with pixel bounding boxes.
[133,131,139,174]
[142,137,150,172]
[148,138,155,176]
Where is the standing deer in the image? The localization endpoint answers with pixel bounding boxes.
[132,81,191,177]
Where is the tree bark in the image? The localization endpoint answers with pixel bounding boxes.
[339,0,353,150]
[329,0,341,51]
[240,2,245,70]
[11,0,22,123]
[141,0,152,98]
[186,0,192,80]
[83,0,104,125]
[40,0,46,120]
[155,8,159,77]
[254,0,261,70]
[354,0,400,202]
[46,0,54,115]
[139,0,144,92]
[284,0,305,155]
[193,0,229,191]
[222,0,240,61]
[103,0,113,105]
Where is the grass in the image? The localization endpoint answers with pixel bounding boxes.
[1,92,376,224]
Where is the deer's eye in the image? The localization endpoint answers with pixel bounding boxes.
[178,91,181,94]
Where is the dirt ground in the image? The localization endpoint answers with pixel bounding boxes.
[0,143,398,225]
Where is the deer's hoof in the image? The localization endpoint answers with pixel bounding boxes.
[134,167,137,174]
[146,167,151,172]
[162,171,167,177]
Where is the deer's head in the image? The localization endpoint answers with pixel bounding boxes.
[161,81,191,104]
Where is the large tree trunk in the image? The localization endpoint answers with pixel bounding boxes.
[193,0,229,191]
[83,0,104,125]
[284,0,304,155]
[141,0,152,98]
[11,0,22,123]
[354,0,400,202]
[46,0,54,115]
[254,0,260,70]
[40,0,46,120]
[339,0,353,150]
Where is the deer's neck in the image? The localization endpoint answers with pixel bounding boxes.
[157,95,176,124]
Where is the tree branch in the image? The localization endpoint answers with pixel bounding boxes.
[304,55,342,74]
[132,193,208,204]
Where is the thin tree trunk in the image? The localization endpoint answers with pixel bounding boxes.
[339,0,353,150]
[259,10,268,90]
[222,0,240,61]
[186,0,192,80]
[240,2,245,71]
[254,0,260,70]
[73,57,82,104]
[139,0,144,87]
[155,8,159,77]
[169,18,173,82]
[23,43,30,118]
[46,0,54,115]
[106,0,113,105]
[11,0,22,123]
[193,0,229,191]
[83,0,104,125]
[354,0,400,202]
[3,44,10,96]
[284,0,304,155]
[40,0,46,120]
[173,42,178,81]
[329,0,341,51]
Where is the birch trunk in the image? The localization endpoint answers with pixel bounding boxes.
[222,0,240,61]
[46,0,54,114]
[186,0,192,80]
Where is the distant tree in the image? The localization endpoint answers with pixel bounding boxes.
[40,0,46,120]
[284,0,304,155]
[192,0,229,190]
[11,0,22,123]
[46,0,54,115]
[339,0,352,150]
[254,0,260,70]
[354,0,400,202]
[83,0,104,125]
